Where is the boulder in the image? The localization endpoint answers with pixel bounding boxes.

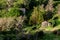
[41,21,48,27]
[48,22,52,27]
[41,21,52,27]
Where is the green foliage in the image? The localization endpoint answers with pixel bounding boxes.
[55,19,60,26]
[0,9,7,17]
[0,0,60,40]
[13,0,24,7]
[7,7,20,17]
[0,0,7,9]
[0,7,20,17]
[29,5,45,25]
[48,19,55,27]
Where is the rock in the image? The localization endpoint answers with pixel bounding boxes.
[41,21,52,27]
[41,21,48,27]
[48,22,52,27]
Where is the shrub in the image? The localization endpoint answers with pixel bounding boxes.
[29,5,45,25]
[0,7,20,17]
[0,0,7,9]
[7,7,20,17]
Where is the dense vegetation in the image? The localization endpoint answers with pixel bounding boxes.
[0,0,60,40]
